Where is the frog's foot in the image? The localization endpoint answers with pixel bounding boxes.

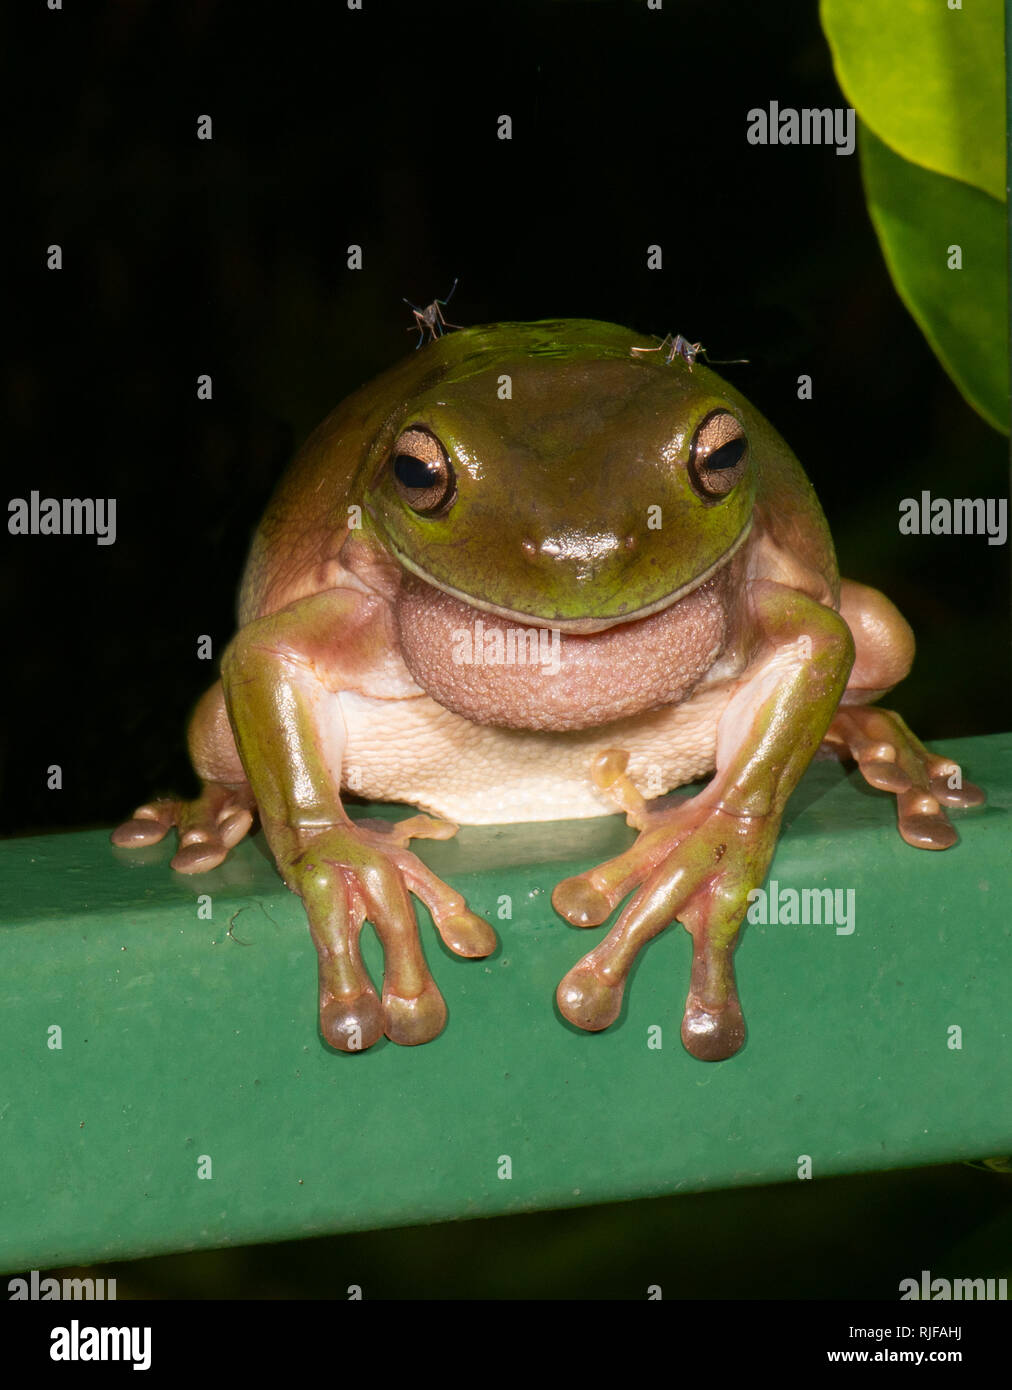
[823,706,984,850]
[111,782,256,872]
[281,814,496,1053]
[553,751,777,1061]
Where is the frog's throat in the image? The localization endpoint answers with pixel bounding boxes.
[387,518,752,634]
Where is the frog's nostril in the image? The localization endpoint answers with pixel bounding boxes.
[624,533,637,551]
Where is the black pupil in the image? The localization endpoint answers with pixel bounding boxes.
[394,453,441,490]
[705,437,746,471]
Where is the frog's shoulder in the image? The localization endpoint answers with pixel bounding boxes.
[746,410,840,608]
[238,347,466,623]
[236,404,356,624]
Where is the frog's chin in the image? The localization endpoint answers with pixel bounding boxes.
[387,520,751,634]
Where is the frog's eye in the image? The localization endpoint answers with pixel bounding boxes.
[389,427,456,515]
[688,411,749,499]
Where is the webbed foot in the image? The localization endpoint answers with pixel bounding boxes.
[277,813,496,1051]
[553,750,776,1061]
[111,783,256,872]
[823,706,984,849]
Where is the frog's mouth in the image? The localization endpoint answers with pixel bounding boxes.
[386,519,752,635]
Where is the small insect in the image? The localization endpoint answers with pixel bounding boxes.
[631,332,749,371]
[404,278,462,348]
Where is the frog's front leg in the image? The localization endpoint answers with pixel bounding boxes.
[221,590,496,1051]
[823,579,985,849]
[554,581,856,1061]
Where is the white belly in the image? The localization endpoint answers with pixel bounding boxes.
[338,685,733,824]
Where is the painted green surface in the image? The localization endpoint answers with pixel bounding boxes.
[0,735,1009,1273]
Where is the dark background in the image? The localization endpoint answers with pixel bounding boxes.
[3,0,1009,1298]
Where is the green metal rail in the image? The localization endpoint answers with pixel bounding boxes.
[0,734,1008,1273]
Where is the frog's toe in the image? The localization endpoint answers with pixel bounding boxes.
[557,960,624,1031]
[439,911,497,957]
[681,993,745,1062]
[320,988,385,1053]
[390,849,498,958]
[171,804,255,874]
[552,875,613,927]
[219,808,255,844]
[551,835,662,926]
[929,772,986,808]
[896,792,958,851]
[171,839,231,873]
[382,981,447,1046]
[111,799,178,848]
[854,758,912,795]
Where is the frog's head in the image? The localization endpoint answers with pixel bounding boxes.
[359,320,757,633]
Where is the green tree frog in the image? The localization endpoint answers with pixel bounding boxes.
[112,320,983,1060]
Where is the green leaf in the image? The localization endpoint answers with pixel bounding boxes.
[821,0,1005,201]
[860,123,1009,433]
